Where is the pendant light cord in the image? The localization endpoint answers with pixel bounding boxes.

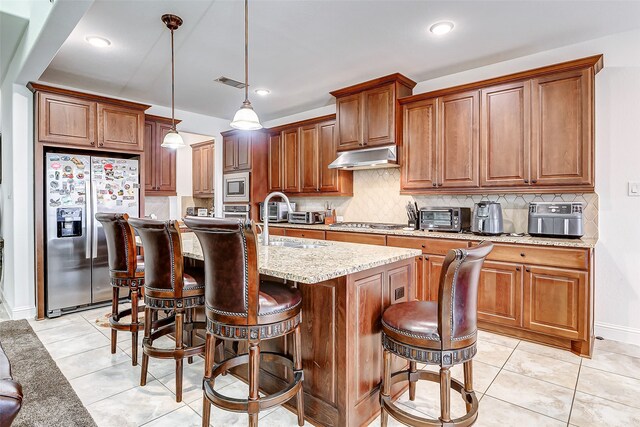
[244,0,249,103]
[171,26,176,130]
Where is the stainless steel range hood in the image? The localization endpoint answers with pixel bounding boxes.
[328,145,399,170]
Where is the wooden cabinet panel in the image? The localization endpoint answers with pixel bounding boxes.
[268,134,283,192]
[97,103,144,151]
[388,263,411,304]
[268,227,286,236]
[486,243,588,270]
[203,144,214,194]
[236,133,252,170]
[481,82,530,187]
[325,231,386,246]
[478,261,523,327]
[401,99,437,190]
[524,266,587,340]
[285,229,325,240]
[531,69,593,186]
[426,255,445,302]
[192,141,214,197]
[223,135,237,172]
[38,93,96,146]
[415,256,428,301]
[336,94,362,150]
[318,122,340,192]
[386,235,470,255]
[300,125,319,192]
[156,123,177,193]
[438,91,479,188]
[144,117,177,195]
[282,129,300,192]
[143,121,155,193]
[363,85,394,147]
[192,145,202,195]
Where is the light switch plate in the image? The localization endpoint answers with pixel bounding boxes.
[628,182,640,196]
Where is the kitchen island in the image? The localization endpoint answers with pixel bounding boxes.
[177,233,421,427]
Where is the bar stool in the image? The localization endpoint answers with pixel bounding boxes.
[128,218,206,402]
[95,213,145,366]
[379,242,493,427]
[183,217,304,427]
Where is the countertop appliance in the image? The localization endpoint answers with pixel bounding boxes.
[259,201,296,223]
[223,171,250,203]
[197,208,209,217]
[528,202,584,238]
[185,207,197,216]
[288,211,325,225]
[471,202,503,235]
[45,153,140,317]
[420,207,471,232]
[222,204,250,222]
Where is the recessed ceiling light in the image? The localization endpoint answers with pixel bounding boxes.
[429,21,454,36]
[85,36,111,48]
[254,88,270,96]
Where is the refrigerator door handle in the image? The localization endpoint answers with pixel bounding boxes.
[91,181,99,259]
[85,185,92,260]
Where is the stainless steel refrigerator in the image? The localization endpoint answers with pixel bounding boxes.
[45,153,140,317]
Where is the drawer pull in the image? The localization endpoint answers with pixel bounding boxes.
[520,253,525,257]
[526,268,531,273]
[516,267,521,271]
[421,244,425,248]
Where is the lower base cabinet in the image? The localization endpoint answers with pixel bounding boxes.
[477,261,523,328]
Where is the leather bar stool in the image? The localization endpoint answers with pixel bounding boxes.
[128,218,206,403]
[183,217,304,427]
[95,213,145,365]
[379,242,493,427]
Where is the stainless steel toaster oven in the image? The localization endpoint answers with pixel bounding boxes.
[419,207,471,232]
[288,211,324,225]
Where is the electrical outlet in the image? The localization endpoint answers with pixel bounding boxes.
[629,182,640,196]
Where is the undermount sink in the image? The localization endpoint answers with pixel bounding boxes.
[268,241,326,249]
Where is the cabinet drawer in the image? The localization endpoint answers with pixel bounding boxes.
[285,229,325,240]
[325,231,386,246]
[486,243,589,270]
[387,235,470,255]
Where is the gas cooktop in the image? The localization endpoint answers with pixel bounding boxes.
[330,222,407,230]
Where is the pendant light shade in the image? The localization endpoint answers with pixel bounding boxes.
[230,0,262,130]
[160,14,185,148]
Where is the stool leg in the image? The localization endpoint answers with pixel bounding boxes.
[380,349,392,427]
[185,308,194,364]
[293,324,304,426]
[248,341,260,427]
[202,333,216,427]
[409,361,417,401]
[110,287,119,354]
[440,366,451,423]
[130,286,139,366]
[175,311,184,403]
[140,306,152,386]
[217,340,226,375]
[190,308,196,364]
[463,360,474,412]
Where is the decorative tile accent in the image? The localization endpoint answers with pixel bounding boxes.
[290,169,599,238]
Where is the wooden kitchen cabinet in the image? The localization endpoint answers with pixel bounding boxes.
[331,73,415,150]
[37,92,97,147]
[143,115,178,196]
[318,121,342,192]
[284,228,326,240]
[426,255,445,302]
[325,231,386,246]
[97,103,145,151]
[268,134,283,191]
[282,128,301,192]
[401,98,438,190]
[300,124,320,192]
[223,132,252,172]
[191,140,215,197]
[478,261,523,327]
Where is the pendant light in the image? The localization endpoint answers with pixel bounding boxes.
[161,14,185,148]
[230,0,262,130]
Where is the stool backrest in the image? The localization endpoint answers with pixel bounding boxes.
[128,218,185,297]
[182,217,259,326]
[95,213,137,278]
[437,241,493,348]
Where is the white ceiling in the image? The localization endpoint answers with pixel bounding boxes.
[39,0,640,122]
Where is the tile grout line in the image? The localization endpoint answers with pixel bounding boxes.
[488,395,570,424]
[566,359,582,427]
[138,404,195,426]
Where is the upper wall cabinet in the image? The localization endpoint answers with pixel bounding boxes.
[192,140,215,198]
[330,74,416,151]
[400,55,601,194]
[144,115,178,196]
[223,132,253,172]
[30,83,149,153]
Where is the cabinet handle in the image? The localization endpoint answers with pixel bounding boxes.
[526,268,531,273]
[531,180,538,184]
[516,267,521,271]
[524,179,529,184]
[424,256,429,260]
[520,253,525,257]
[421,244,425,248]
[432,183,437,187]
[98,143,104,147]
[90,141,95,146]
[438,183,443,187]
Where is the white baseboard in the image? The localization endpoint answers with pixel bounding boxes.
[0,290,36,320]
[595,321,640,346]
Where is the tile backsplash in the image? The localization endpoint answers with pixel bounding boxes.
[290,168,599,239]
[144,196,171,220]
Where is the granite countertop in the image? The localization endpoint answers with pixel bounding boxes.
[138,234,421,284]
[268,223,597,249]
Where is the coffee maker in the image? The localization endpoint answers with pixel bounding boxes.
[471,202,504,235]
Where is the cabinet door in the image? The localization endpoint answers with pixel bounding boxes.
[531,69,593,186]
[236,133,252,170]
[155,123,177,194]
[478,261,523,327]
[300,124,320,192]
[143,121,156,192]
[268,134,283,192]
[97,103,144,151]
[415,255,428,301]
[223,136,237,172]
[401,99,437,190]
[282,129,300,192]
[363,84,394,146]
[336,94,362,150]
[438,91,479,188]
[38,93,96,146]
[481,82,530,187]
[426,255,445,302]
[318,121,340,192]
[202,143,214,195]
[524,266,587,340]
[192,145,202,195]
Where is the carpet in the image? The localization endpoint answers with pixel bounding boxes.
[0,320,97,427]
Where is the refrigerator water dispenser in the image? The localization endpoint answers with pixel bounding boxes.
[56,207,83,238]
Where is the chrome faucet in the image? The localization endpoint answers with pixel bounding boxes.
[261,192,293,246]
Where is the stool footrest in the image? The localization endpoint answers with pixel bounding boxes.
[109,306,145,332]
[142,321,206,359]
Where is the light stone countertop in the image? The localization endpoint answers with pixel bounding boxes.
[141,233,421,284]
[269,223,597,249]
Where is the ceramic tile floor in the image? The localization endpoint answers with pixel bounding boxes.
[22,305,640,427]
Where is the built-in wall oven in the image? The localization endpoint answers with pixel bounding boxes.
[223,172,250,203]
[222,204,251,222]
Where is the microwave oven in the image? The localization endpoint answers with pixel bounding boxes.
[223,172,250,203]
[419,207,471,232]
